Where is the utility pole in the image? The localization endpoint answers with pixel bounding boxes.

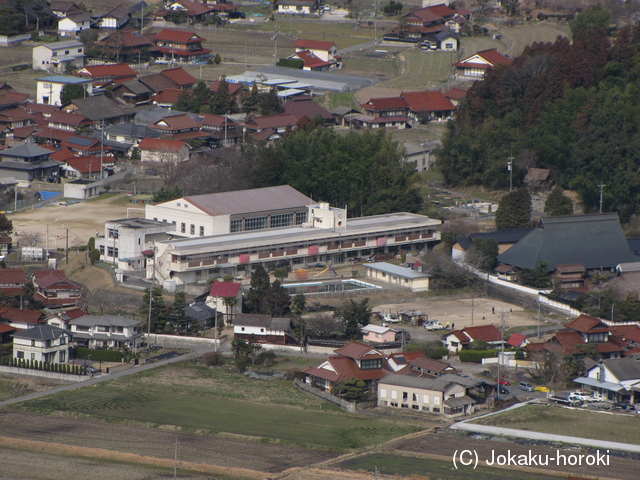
[537,297,541,340]
[100,120,104,179]
[65,228,69,264]
[507,156,514,192]
[598,183,605,213]
[173,437,179,480]
[471,292,474,326]
[148,244,156,345]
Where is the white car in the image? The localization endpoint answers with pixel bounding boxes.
[382,313,400,323]
[424,321,444,331]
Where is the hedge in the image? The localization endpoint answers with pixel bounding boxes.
[276,58,304,69]
[75,347,122,362]
[459,349,501,363]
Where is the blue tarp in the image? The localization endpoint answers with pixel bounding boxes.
[40,191,60,201]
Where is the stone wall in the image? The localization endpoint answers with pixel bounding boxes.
[0,365,89,382]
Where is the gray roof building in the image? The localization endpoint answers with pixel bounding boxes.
[379,373,457,391]
[2,142,53,159]
[497,214,637,271]
[70,314,140,328]
[12,323,70,341]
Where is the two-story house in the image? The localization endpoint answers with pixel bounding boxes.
[137,138,190,164]
[12,324,72,364]
[68,314,143,349]
[443,324,503,353]
[32,270,84,309]
[232,314,294,345]
[357,97,410,129]
[0,143,62,183]
[154,28,211,63]
[32,40,86,73]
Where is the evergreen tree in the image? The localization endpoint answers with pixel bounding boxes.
[139,286,166,333]
[60,83,86,105]
[209,75,236,114]
[544,186,574,216]
[258,87,282,115]
[0,213,12,233]
[335,298,372,339]
[152,186,183,203]
[247,265,270,313]
[265,279,291,317]
[173,89,192,111]
[190,80,211,112]
[495,187,532,229]
[168,290,189,332]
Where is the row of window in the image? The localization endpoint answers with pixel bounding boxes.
[16,350,66,362]
[230,212,307,233]
[380,388,441,405]
[99,246,119,257]
[383,401,440,412]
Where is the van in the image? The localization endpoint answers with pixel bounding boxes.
[519,382,534,392]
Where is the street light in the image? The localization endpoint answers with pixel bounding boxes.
[506,157,514,192]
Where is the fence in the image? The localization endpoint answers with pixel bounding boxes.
[0,365,90,382]
[143,333,220,349]
[293,378,356,413]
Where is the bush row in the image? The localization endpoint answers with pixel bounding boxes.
[0,356,86,374]
[76,347,122,362]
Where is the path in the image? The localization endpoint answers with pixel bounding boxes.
[451,401,640,453]
[0,346,209,408]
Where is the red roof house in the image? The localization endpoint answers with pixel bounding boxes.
[444,324,503,353]
[74,63,138,87]
[154,28,211,62]
[32,270,84,308]
[0,268,27,295]
[0,306,46,328]
[137,138,189,164]
[293,39,338,64]
[402,90,455,122]
[454,48,512,78]
[160,67,198,89]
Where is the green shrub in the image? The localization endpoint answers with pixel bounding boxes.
[76,347,122,362]
[459,349,501,363]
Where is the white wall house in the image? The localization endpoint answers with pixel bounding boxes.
[277,0,319,14]
[12,324,72,364]
[68,315,143,349]
[32,40,85,72]
[58,12,92,36]
[378,373,475,415]
[364,262,431,292]
[96,218,176,271]
[205,281,242,320]
[233,314,292,345]
[36,75,92,106]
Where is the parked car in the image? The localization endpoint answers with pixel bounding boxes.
[499,385,509,395]
[395,329,411,342]
[382,313,400,323]
[534,386,550,392]
[519,382,535,392]
[498,377,511,386]
[424,321,444,330]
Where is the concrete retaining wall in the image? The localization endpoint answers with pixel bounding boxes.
[144,333,220,349]
[0,365,90,382]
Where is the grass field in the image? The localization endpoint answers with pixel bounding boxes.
[0,374,68,402]
[470,404,640,444]
[338,453,565,479]
[382,50,457,89]
[15,362,426,451]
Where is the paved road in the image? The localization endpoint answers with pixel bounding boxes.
[451,401,640,453]
[0,346,210,408]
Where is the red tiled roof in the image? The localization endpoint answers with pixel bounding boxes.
[48,110,91,126]
[33,127,75,142]
[11,125,37,139]
[33,270,79,290]
[388,350,425,365]
[65,155,109,173]
[428,3,455,17]
[209,281,241,297]
[455,49,512,68]
[334,340,382,360]
[0,307,46,324]
[252,128,276,141]
[597,340,626,353]
[75,63,138,80]
[63,308,87,319]
[97,28,156,49]
[0,108,33,122]
[0,91,29,108]
[155,28,206,44]
[138,137,187,151]
[245,114,298,130]
[50,146,75,162]
[0,323,15,333]
[0,268,26,286]
[209,81,241,96]
[169,0,212,16]
[292,50,331,69]
[33,293,82,307]
[624,346,640,356]
[463,324,502,342]
[294,39,336,51]
[156,46,212,57]
[282,97,332,122]
[209,3,238,11]
[507,333,527,348]
[402,90,454,113]
[305,355,391,383]
[362,96,408,111]
[523,342,547,352]
[161,67,197,87]
[405,8,443,23]
[152,88,183,105]
[565,314,609,333]
[444,87,467,100]
[171,131,210,141]
[553,331,586,354]
[197,112,233,128]
[610,325,640,344]
[449,329,470,343]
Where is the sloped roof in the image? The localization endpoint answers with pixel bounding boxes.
[177,185,313,217]
[428,3,456,17]
[2,142,52,158]
[361,324,392,335]
[0,108,33,122]
[507,333,527,347]
[553,330,586,354]
[601,355,640,381]
[405,8,443,23]
[444,87,467,100]
[233,313,270,327]
[463,324,502,342]
[0,307,46,324]
[610,325,640,344]
[75,63,137,79]
[70,314,140,327]
[448,329,470,343]
[117,79,152,95]
[139,72,180,93]
[12,323,69,341]
[291,50,331,69]
[365,262,430,279]
[497,214,637,271]
[525,167,551,182]
[33,270,79,290]
[0,91,29,108]
[161,67,197,87]
[209,281,241,297]
[410,356,457,374]
[282,97,333,121]
[0,268,27,285]
[401,90,454,113]
[362,97,408,111]
[245,113,298,130]
[565,314,609,333]
[152,113,199,130]
[67,96,128,121]
[138,137,187,151]
[294,39,336,51]
[334,340,384,360]
[556,263,586,274]
[209,80,241,96]
[168,0,211,16]
[65,155,108,173]
[48,110,91,126]
[380,373,458,391]
[152,88,182,105]
[155,28,205,44]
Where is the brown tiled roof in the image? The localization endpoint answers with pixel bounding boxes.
[233,313,271,327]
[33,270,79,290]
[138,137,187,151]
[0,268,26,286]
[410,356,457,374]
[152,113,199,131]
[565,314,609,333]
[245,113,298,130]
[463,324,502,342]
[294,39,336,51]
[161,67,197,87]
[48,110,92,126]
[155,28,205,44]
[402,90,454,113]
[334,340,383,360]
[0,307,46,324]
[610,325,640,344]
[362,97,409,111]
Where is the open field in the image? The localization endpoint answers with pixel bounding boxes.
[470,403,640,444]
[382,50,457,89]
[337,452,564,479]
[0,374,70,402]
[13,362,427,450]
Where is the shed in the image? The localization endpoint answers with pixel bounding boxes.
[63,178,102,199]
[364,262,431,291]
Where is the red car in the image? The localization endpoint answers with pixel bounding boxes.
[498,377,511,386]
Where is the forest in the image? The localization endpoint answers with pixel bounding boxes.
[437,6,640,220]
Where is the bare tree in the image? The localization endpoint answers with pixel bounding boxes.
[305,314,343,339]
[19,232,40,247]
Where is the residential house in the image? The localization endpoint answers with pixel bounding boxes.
[0,90,30,112]
[0,268,26,296]
[293,39,338,63]
[0,108,34,130]
[498,214,637,272]
[149,113,202,138]
[277,0,320,14]
[232,313,294,345]
[138,72,180,94]
[401,356,459,377]
[552,263,587,290]
[443,324,503,353]
[151,88,182,107]
[378,373,475,415]
[506,333,528,349]
[197,113,242,147]
[12,324,72,364]
[58,11,93,36]
[304,341,393,391]
[104,122,162,147]
[551,314,626,359]
[524,167,552,191]
[364,262,431,292]
[137,138,189,164]
[0,307,47,329]
[32,269,84,309]
[32,40,86,72]
[574,354,640,402]
[156,0,213,23]
[96,217,175,270]
[361,324,396,343]
[47,110,94,131]
[46,308,87,330]
[0,323,15,343]
[97,4,133,29]
[205,281,242,321]
[50,1,83,18]
[494,263,517,281]
[160,67,197,89]
[402,90,455,123]
[243,113,298,142]
[68,314,143,349]
[0,143,62,183]
[185,300,216,330]
[281,95,334,124]
[444,87,467,106]
[420,30,459,51]
[452,229,532,262]
[356,97,409,129]
[62,155,111,179]
[94,28,158,62]
[35,75,92,106]
[112,80,154,106]
[63,95,133,124]
[74,63,138,89]
[454,48,512,78]
[154,28,212,63]
[286,49,333,71]
[145,185,313,238]
[403,140,440,172]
